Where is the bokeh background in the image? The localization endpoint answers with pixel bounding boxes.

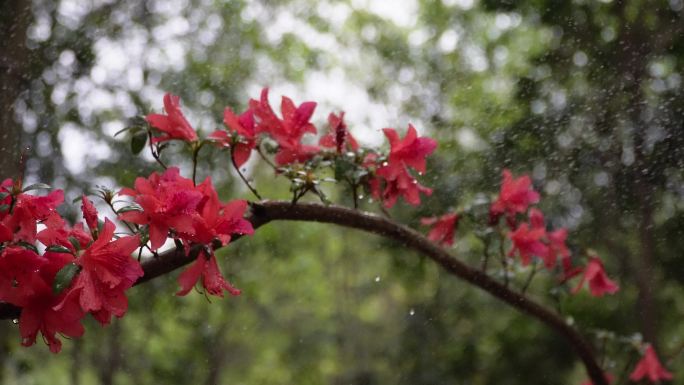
[1,0,683,384]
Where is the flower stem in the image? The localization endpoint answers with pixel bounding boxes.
[231,156,262,200]
[521,261,538,294]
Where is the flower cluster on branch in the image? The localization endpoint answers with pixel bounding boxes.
[0,89,675,385]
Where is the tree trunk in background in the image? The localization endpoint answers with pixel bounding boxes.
[0,0,32,380]
[0,0,31,177]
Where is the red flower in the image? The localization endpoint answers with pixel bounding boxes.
[368,125,435,208]
[421,213,459,246]
[188,179,254,246]
[0,247,47,304]
[1,188,64,244]
[176,249,241,297]
[629,344,673,383]
[528,208,571,269]
[383,124,437,176]
[319,112,359,153]
[507,222,549,266]
[374,165,432,208]
[249,88,319,165]
[146,93,198,143]
[490,169,540,221]
[17,253,85,353]
[572,257,619,297]
[119,167,203,250]
[58,219,142,325]
[37,212,92,253]
[81,195,99,236]
[209,107,256,167]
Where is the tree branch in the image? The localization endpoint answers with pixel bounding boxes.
[0,201,608,385]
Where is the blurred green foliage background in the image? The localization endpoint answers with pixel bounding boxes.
[0,0,682,384]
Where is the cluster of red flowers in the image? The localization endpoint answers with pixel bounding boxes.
[419,169,619,297]
[494,169,619,296]
[0,165,253,353]
[0,179,141,352]
[0,89,674,385]
[148,90,436,208]
[118,167,253,297]
[367,125,437,208]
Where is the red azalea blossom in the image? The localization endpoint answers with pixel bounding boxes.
[0,246,47,303]
[1,187,64,244]
[421,213,459,246]
[17,253,84,353]
[249,88,319,165]
[188,178,254,246]
[572,256,619,297]
[209,107,256,167]
[528,208,571,269]
[368,125,435,208]
[319,112,359,153]
[507,222,549,266]
[382,124,437,176]
[81,195,99,235]
[37,212,92,253]
[58,219,142,325]
[176,249,241,297]
[146,93,199,143]
[374,165,432,208]
[119,167,203,250]
[629,345,673,383]
[490,169,540,224]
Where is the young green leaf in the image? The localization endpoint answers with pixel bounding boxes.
[131,130,148,155]
[52,263,80,295]
[46,245,74,254]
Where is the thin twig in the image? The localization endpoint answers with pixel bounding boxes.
[499,232,509,287]
[147,131,167,170]
[521,261,538,294]
[191,143,202,186]
[481,236,491,272]
[256,145,277,171]
[231,156,262,200]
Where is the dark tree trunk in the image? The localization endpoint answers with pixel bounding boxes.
[0,0,31,177]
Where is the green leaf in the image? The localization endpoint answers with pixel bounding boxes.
[334,158,354,180]
[0,204,9,213]
[131,130,148,155]
[52,263,80,295]
[68,236,82,251]
[116,205,143,213]
[0,192,10,200]
[17,242,38,253]
[46,245,74,254]
[22,183,51,192]
[72,195,84,204]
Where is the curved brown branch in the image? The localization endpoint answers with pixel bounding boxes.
[0,201,608,385]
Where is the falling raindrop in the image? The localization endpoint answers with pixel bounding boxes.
[12,319,18,324]
[358,194,364,200]
[374,275,381,282]
[409,308,415,316]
